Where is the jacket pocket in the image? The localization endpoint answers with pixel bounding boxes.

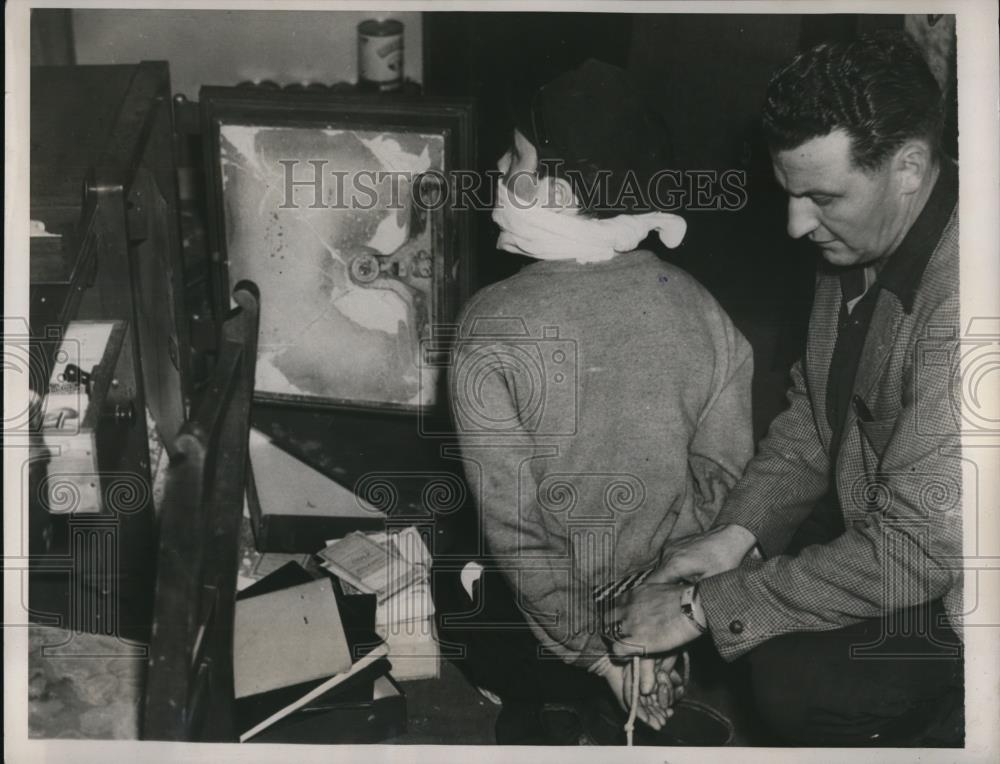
[857,417,896,476]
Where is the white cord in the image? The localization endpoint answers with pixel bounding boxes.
[624,650,691,746]
[625,655,639,746]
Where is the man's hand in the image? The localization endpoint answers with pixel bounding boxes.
[599,660,669,730]
[623,653,686,724]
[646,524,758,585]
[608,583,704,657]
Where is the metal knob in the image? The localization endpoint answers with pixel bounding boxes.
[350,253,382,284]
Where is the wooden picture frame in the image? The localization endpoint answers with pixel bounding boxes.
[200,87,474,414]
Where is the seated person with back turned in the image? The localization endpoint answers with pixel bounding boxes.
[447,60,754,743]
[610,31,964,747]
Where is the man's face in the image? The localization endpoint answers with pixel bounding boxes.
[772,130,905,267]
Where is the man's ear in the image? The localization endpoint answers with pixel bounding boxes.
[547,175,579,211]
[893,140,934,195]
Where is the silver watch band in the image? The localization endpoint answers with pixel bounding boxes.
[680,584,707,633]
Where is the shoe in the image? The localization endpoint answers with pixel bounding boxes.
[589,696,734,746]
[495,701,593,745]
[636,700,735,746]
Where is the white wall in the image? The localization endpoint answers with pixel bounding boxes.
[72,9,422,99]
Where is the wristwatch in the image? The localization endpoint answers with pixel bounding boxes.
[680,583,707,634]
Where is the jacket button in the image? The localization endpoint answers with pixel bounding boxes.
[729,620,744,635]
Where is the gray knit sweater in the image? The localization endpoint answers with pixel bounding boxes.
[449,250,754,668]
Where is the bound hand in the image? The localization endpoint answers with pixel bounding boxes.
[599,660,667,731]
[608,583,704,657]
[623,652,686,723]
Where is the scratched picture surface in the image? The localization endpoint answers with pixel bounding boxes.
[218,123,444,408]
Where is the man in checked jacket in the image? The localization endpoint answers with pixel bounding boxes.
[610,31,964,746]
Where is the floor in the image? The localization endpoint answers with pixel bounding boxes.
[28,625,146,739]
[389,660,500,744]
[388,642,758,746]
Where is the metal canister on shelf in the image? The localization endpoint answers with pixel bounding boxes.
[358,18,404,92]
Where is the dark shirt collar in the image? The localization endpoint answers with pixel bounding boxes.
[876,159,958,313]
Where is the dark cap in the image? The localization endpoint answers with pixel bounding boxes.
[510,59,672,215]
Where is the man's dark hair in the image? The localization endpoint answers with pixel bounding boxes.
[762,30,945,171]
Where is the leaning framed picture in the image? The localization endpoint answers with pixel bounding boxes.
[200,86,474,413]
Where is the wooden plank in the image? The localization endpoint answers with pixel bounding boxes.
[143,283,259,741]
